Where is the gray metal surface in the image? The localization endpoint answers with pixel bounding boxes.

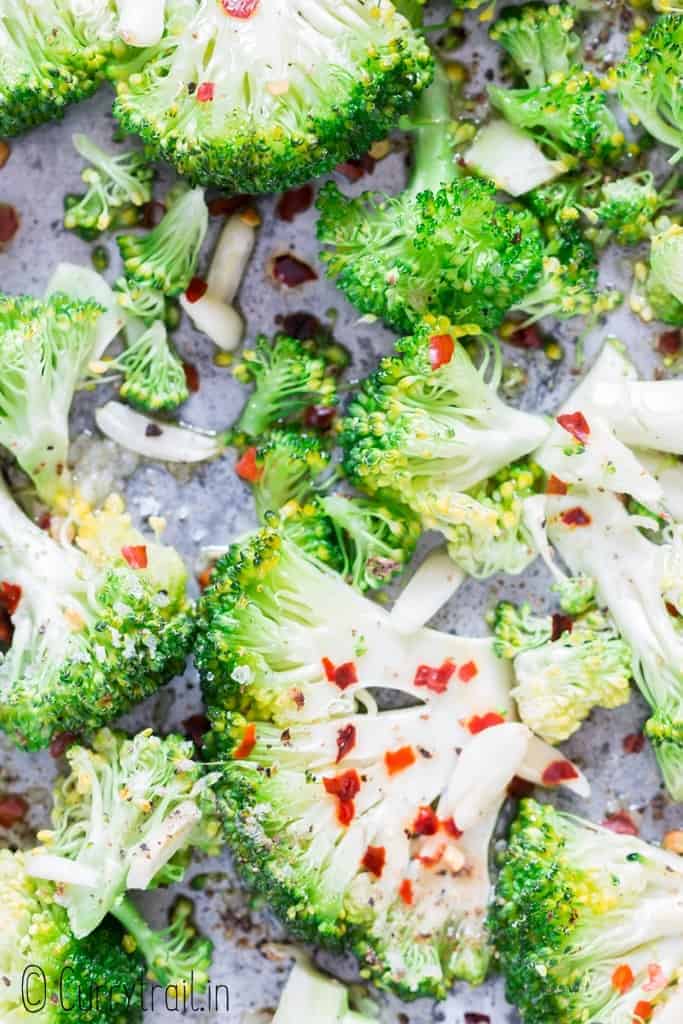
[0,6,680,1021]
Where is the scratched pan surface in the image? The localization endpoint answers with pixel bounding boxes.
[0,4,679,1022]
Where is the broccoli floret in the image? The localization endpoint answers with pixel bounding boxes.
[112,0,433,194]
[317,66,545,333]
[272,960,377,1024]
[114,278,168,323]
[490,4,581,88]
[0,1,119,137]
[554,574,597,615]
[489,68,625,162]
[492,600,554,659]
[340,322,550,572]
[0,847,145,1023]
[117,186,208,297]
[591,171,675,246]
[491,799,683,1024]
[646,225,683,326]
[234,334,341,439]
[64,133,154,238]
[251,429,332,522]
[617,14,683,163]
[0,481,193,750]
[0,292,106,505]
[524,173,601,227]
[107,320,189,413]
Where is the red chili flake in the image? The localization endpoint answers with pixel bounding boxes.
[335,153,376,182]
[666,601,680,618]
[323,769,361,803]
[337,799,356,827]
[334,662,358,690]
[464,1016,491,1024]
[197,565,215,591]
[399,879,414,905]
[37,512,52,532]
[303,404,336,431]
[183,714,210,749]
[458,660,478,683]
[0,795,28,828]
[547,474,569,496]
[49,732,79,758]
[385,746,416,776]
[0,582,22,615]
[603,810,639,836]
[542,760,579,786]
[643,963,667,993]
[441,817,463,839]
[557,411,591,443]
[428,334,454,371]
[196,82,215,102]
[322,657,336,682]
[507,324,543,350]
[185,276,209,304]
[336,724,357,764]
[235,447,263,483]
[467,712,505,735]
[233,723,257,760]
[0,609,13,652]
[208,194,252,217]
[611,964,635,995]
[633,1001,654,1023]
[657,330,681,357]
[361,845,386,878]
[221,0,259,15]
[276,184,314,222]
[121,545,148,570]
[272,254,318,287]
[140,200,166,229]
[0,203,19,244]
[623,732,645,755]
[413,659,456,694]
[411,806,439,837]
[183,362,200,393]
[551,614,573,641]
[507,775,535,799]
[560,507,592,527]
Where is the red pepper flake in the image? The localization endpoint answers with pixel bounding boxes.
[221,0,259,16]
[441,817,463,839]
[49,732,79,758]
[185,276,209,304]
[361,845,386,878]
[0,203,19,245]
[560,507,592,527]
[413,659,456,694]
[458,660,478,683]
[551,613,573,641]
[507,775,536,799]
[183,362,200,393]
[467,712,505,735]
[428,334,454,371]
[272,254,318,288]
[557,411,590,443]
[411,806,439,837]
[322,657,336,682]
[643,963,667,993]
[183,714,210,749]
[657,330,681,357]
[0,608,13,653]
[233,723,257,760]
[611,964,635,995]
[633,1001,654,1023]
[196,82,215,102]
[303,404,336,431]
[276,184,314,222]
[465,1016,491,1024]
[542,760,579,786]
[336,724,357,764]
[666,601,680,618]
[140,200,166,229]
[335,153,376,182]
[38,512,52,532]
[208,194,252,217]
[197,565,215,591]
[0,581,22,615]
[623,732,645,755]
[323,769,361,803]
[547,474,568,496]
[603,810,639,836]
[334,662,358,690]
[0,795,28,828]
[507,324,543,350]
[235,447,263,483]
[121,545,148,570]
[337,799,356,827]
[399,879,414,905]
[385,746,416,776]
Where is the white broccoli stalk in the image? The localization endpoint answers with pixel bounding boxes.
[389,545,464,634]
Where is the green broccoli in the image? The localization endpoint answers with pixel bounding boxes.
[646,225,683,326]
[491,799,683,1024]
[271,961,377,1024]
[493,601,632,743]
[490,4,581,88]
[250,429,332,523]
[553,574,597,615]
[114,278,168,323]
[117,186,208,297]
[317,66,545,334]
[617,14,683,163]
[112,0,433,194]
[106,320,189,413]
[0,481,193,750]
[590,171,676,246]
[64,134,154,238]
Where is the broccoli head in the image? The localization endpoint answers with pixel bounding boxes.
[0,481,193,750]
[106,320,190,414]
[250,429,332,522]
[113,0,433,194]
[491,799,683,1024]
[490,4,581,88]
[64,134,154,239]
[592,172,674,247]
[646,225,683,326]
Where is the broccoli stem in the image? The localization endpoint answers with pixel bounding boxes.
[406,63,457,199]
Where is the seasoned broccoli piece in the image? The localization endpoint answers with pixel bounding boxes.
[491,799,683,1024]
[0,847,145,1024]
[114,278,168,323]
[317,67,545,333]
[489,69,625,162]
[0,481,193,750]
[117,186,208,297]
[107,320,189,413]
[490,4,581,88]
[272,961,376,1024]
[590,171,675,246]
[0,0,119,137]
[646,225,683,326]
[554,574,597,615]
[617,14,683,163]
[524,173,601,227]
[27,728,220,940]
[113,0,433,194]
[0,292,106,506]
[251,429,332,522]
[64,134,154,238]
[234,334,340,439]
[493,602,632,743]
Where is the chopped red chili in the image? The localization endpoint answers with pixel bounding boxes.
[464,1015,491,1024]
[623,732,645,754]
[385,746,416,776]
[233,723,257,760]
[235,447,263,483]
[208,195,252,217]
[183,362,200,393]
[557,411,590,443]
[272,254,318,287]
[0,795,28,828]
[441,817,463,839]
[560,506,592,527]
[323,769,361,803]
[185,276,209,303]
[399,879,414,905]
[657,330,681,357]
[322,657,336,682]
[303,404,336,431]
[547,474,569,496]
[428,334,454,370]
[0,203,19,245]
[467,712,505,735]
[337,799,356,827]
[196,82,215,102]
[507,324,543,350]
[633,1001,654,1023]
[542,760,579,785]
[49,732,80,758]
[603,810,639,836]
[361,845,386,878]
[276,184,314,222]
[0,581,22,615]
[334,662,358,690]
[335,154,376,182]
[336,724,357,764]
[411,806,439,837]
[121,546,148,570]
[611,964,634,994]
[551,614,574,641]
[221,0,260,16]
[413,659,456,694]
[458,660,478,683]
